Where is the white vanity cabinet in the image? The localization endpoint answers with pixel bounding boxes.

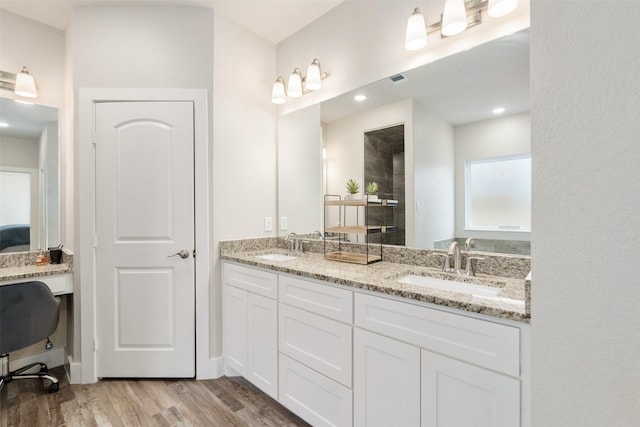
[221,260,529,427]
[354,293,524,427]
[222,262,278,399]
[278,274,354,427]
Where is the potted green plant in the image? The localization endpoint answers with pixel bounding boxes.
[366,181,379,201]
[345,178,360,199]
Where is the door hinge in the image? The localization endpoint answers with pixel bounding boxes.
[92,131,97,145]
[193,249,196,258]
[93,234,98,248]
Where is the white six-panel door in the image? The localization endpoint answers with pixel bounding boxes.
[95,101,195,378]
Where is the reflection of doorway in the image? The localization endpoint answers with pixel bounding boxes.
[364,125,405,245]
[0,168,38,251]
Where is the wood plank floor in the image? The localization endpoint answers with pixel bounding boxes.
[0,366,311,426]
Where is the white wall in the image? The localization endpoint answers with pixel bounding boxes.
[212,13,277,357]
[531,2,640,426]
[413,101,455,248]
[454,112,530,241]
[0,135,39,168]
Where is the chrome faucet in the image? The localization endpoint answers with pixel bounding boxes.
[446,241,462,273]
[285,232,299,252]
[441,240,483,276]
[311,230,323,240]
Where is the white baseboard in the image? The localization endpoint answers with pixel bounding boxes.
[10,348,65,372]
[196,356,224,380]
[65,352,83,384]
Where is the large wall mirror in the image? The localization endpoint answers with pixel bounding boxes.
[278,28,530,255]
[0,97,60,253]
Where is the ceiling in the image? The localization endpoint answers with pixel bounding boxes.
[0,98,58,139]
[321,28,530,125]
[0,0,345,44]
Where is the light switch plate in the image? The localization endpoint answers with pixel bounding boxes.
[280,216,288,231]
[264,216,273,232]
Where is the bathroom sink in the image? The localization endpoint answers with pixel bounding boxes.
[396,274,501,298]
[255,253,298,262]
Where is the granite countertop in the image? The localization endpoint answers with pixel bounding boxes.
[221,249,529,323]
[0,263,73,282]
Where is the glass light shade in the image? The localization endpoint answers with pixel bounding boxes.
[14,66,37,98]
[441,0,467,37]
[488,0,518,17]
[405,8,427,51]
[271,77,286,104]
[287,69,303,98]
[305,59,322,91]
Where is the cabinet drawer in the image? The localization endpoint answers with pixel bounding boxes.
[279,303,352,387]
[43,274,72,295]
[223,262,278,299]
[354,293,520,377]
[279,274,353,323]
[279,354,352,427]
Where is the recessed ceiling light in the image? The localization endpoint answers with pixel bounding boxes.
[492,107,506,114]
[354,94,367,102]
[0,122,9,127]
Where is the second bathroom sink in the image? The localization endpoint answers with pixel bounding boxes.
[395,274,502,298]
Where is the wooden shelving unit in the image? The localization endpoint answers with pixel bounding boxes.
[323,194,397,265]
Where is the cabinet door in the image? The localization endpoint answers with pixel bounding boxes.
[223,285,248,375]
[247,293,278,399]
[421,350,520,427]
[354,328,420,427]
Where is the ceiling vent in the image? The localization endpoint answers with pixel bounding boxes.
[389,74,407,84]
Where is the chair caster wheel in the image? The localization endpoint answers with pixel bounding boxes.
[48,382,59,393]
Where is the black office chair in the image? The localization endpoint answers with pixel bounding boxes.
[0,281,61,393]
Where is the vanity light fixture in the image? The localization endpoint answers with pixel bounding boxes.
[492,106,506,114]
[305,59,322,91]
[441,0,468,36]
[405,0,519,51]
[354,94,367,102]
[271,59,328,104]
[287,68,303,98]
[272,77,287,105]
[0,122,9,127]
[405,8,428,50]
[0,66,38,99]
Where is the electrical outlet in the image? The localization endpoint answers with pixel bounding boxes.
[264,216,273,232]
[280,216,288,231]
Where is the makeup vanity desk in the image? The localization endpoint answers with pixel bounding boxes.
[0,264,73,295]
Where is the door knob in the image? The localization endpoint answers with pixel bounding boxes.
[168,249,190,259]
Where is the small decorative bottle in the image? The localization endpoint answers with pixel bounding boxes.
[35,250,48,266]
